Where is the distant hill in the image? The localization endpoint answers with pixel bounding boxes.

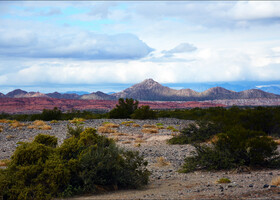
[257,86,280,95]
[80,91,116,100]
[1,79,280,101]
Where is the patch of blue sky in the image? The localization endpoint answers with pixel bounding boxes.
[63,6,88,16]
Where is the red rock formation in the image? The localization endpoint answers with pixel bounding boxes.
[0,97,225,114]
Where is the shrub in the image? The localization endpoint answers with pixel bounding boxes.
[67,124,84,138]
[33,134,57,148]
[108,98,139,119]
[41,107,62,121]
[217,178,231,184]
[168,121,220,144]
[0,127,150,199]
[181,126,279,172]
[131,105,157,119]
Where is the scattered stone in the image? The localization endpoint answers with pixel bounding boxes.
[263,184,270,188]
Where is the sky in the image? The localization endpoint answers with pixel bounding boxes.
[1,1,280,93]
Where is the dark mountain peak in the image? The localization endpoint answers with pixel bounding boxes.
[6,89,28,97]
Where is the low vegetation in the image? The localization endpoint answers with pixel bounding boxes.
[108,98,157,119]
[217,178,231,184]
[181,126,280,172]
[168,121,220,144]
[0,127,150,199]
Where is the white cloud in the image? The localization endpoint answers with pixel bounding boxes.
[0,23,153,60]
[230,1,280,21]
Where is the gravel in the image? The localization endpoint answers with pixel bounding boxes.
[1,118,280,199]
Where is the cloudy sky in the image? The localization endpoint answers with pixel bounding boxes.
[1,1,280,93]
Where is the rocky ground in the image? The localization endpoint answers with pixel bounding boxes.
[1,118,280,199]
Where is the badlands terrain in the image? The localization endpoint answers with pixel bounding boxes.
[1,119,280,199]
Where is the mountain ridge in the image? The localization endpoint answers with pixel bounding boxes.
[1,79,280,101]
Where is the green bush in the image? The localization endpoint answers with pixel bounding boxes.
[41,107,62,121]
[131,105,157,119]
[181,126,279,172]
[0,127,150,199]
[109,98,139,119]
[168,120,220,144]
[33,134,58,148]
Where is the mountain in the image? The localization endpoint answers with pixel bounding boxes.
[6,89,28,98]
[0,92,5,98]
[46,92,80,99]
[237,89,278,99]
[257,86,280,95]
[6,89,47,98]
[112,79,280,101]
[80,91,116,100]
[112,78,199,101]
[2,79,280,101]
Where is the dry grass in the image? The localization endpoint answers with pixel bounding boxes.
[271,176,280,186]
[0,119,9,123]
[112,132,129,136]
[157,126,165,129]
[134,143,141,147]
[155,157,170,167]
[6,135,15,139]
[33,120,46,126]
[0,159,10,167]
[10,121,25,128]
[69,118,85,124]
[0,125,3,132]
[27,125,37,129]
[206,135,219,144]
[142,128,158,134]
[50,120,58,124]
[134,138,146,143]
[121,121,135,125]
[103,123,119,128]
[122,141,132,144]
[143,124,157,128]
[132,124,140,127]
[39,125,52,130]
[273,139,280,145]
[98,126,116,134]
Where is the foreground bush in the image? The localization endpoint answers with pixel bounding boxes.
[181,126,280,172]
[0,129,150,199]
[168,120,220,144]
